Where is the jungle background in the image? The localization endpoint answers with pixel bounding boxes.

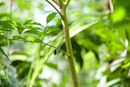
[0,0,130,87]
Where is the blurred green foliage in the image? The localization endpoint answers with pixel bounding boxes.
[0,0,130,87]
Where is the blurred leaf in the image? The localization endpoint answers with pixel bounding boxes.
[111,7,126,22]
[1,57,12,66]
[13,36,23,39]
[0,47,8,58]
[105,78,120,87]
[46,62,58,70]
[46,27,60,34]
[0,20,14,30]
[52,84,58,87]
[0,2,4,6]
[0,13,8,18]
[125,23,130,41]
[1,79,9,87]
[122,62,130,68]
[96,29,120,43]
[24,29,44,35]
[16,23,25,34]
[59,75,68,87]
[26,36,36,42]
[70,21,98,38]
[118,26,127,41]
[72,39,83,68]
[8,74,18,87]
[24,20,43,27]
[26,36,42,42]
[26,25,43,30]
[7,65,16,74]
[47,12,57,23]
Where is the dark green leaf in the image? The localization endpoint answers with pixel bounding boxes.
[0,2,4,6]
[16,23,25,34]
[0,20,14,30]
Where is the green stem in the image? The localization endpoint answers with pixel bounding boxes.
[60,6,79,87]
[27,43,41,87]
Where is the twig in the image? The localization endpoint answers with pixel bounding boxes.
[8,0,13,56]
[65,0,70,8]
[10,0,12,19]
[4,38,69,56]
[108,0,114,13]
[52,0,58,5]
[46,0,62,16]
[58,0,63,9]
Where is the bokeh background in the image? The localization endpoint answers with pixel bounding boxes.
[0,0,130,87]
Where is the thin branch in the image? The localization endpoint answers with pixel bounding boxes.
[10,0,12,19]
[58,0,63,9]
[8,0,13,56]
[65,0,70,8]
[4,38,69,56]
[46,0,62,16]
[108,0,114,13]
[52,0,58,5]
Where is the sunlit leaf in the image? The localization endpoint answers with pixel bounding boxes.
[45,27,60,34]
[24,20,44,28]
[122,62,130,68]
[13,36,23,39]
[47,12,57,23]
[105,78,120,87]
[111,7,126,22]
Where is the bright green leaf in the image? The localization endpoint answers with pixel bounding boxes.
[47,12,57,23]
[111,7,126,22]
[46,27,60,34]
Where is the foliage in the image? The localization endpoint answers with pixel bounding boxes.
[0,0,130,87]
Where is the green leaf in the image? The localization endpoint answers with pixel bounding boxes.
[0,20,14,30]
[0,2,4,6]
[122,62,130,68]
[26,25,43,30]
[26,36,36,42]
[26,36,42,42]
[0,13,8,18]
[46,62,58,69]
[16,23,25,34]
[105,78,120,87]
[45,27,60,34]
[0,47,8,58]
[46,12,57,23]
[7,65,16,74]
[24,20,44,28]
[8,74,18,87]
[0,57,12,67]
[13,36,23,39]
[118,26,127,42]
